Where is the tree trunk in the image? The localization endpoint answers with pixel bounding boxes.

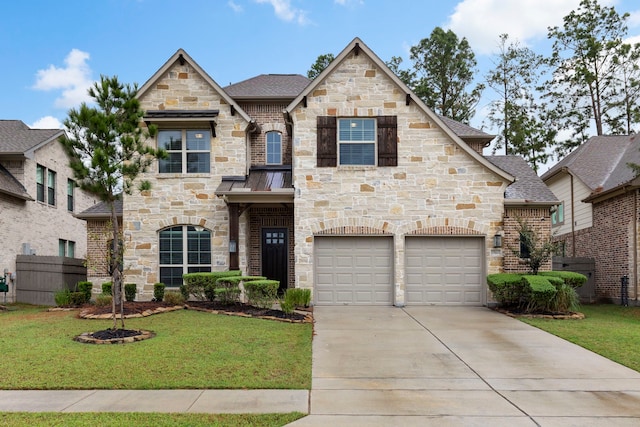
[110,200,125,330]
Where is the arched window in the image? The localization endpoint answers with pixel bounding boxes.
[159,225,211,287]
[266,132,282,165]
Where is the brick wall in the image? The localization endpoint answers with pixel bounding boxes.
[503,206,553,273]
[85,218,123,289]
[240,103,291,166]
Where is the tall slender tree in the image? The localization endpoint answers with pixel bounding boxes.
[409,27,484,123]
[61,75,165,330]
[545,0,634,156]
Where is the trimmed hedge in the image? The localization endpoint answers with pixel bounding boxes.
[124,283,137,302]
[522,275,557,312]
[181,271,242,301]
[213,276,266,304]
[539,271,587,288]
[486,273,528,307]
[244,280,279,309]
[76,281,93,303]
[153,283,165,302]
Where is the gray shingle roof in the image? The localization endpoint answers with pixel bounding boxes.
[0,120,63,155]
[224,74,311,99]
[541,135,639,192]
[0,163,32,200]
[438,116,494,140]
[486,155,558,203]
[76,199,122,219]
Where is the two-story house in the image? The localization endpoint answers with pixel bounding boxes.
[542,135,640,302]
[120,38,555,306]
[0,120,98,302]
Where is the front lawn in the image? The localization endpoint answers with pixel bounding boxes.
[521,304,640,372]
[0,305,312,390]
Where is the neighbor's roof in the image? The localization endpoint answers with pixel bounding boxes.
[225,74,311,100]
[438,115,494,143]
[541,135,640,193]
[0,120,64,157]
[487,155,558,204]
[0,163,32,200]
[76,199,123,220]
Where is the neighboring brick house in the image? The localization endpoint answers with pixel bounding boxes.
[0,120,99,302]
[542,135,640,302]
[118,37,555,305]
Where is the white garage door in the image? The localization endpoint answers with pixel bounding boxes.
[314,236,394,305]
[405,237,484,305]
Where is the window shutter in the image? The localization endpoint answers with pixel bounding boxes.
[377,116,397,166]
[317,116,337,167]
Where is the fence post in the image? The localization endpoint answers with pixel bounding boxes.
[621,275,629,306]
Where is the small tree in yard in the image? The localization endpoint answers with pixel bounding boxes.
[61,75,165,330]
[512,218,558,275]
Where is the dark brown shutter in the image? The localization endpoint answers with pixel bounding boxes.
[377,116,397,166]
[317,116,337,167]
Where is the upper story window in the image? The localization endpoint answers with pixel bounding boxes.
[551,202,564,227]
[67,179,75,212]
[317,116,397,167]
[158,129,210,174]
[36,164,56,206]
[266,132,282,165]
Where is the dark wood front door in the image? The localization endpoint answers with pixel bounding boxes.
[262,228,288,294]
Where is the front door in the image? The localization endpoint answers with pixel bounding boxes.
[262,228,288,294]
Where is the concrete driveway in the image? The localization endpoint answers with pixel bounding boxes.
[289,306,640,426]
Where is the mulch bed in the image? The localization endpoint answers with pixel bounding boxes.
[77,300,312,323]
[492,306,585,319]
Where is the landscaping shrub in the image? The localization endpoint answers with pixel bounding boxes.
[70,292,87,306]
[54,288,71,306]
[548,283,580,313]
[102,282,112,296]
[280,298,295,314]
[95,294,112,307]
[153,283,165,302]
[284,288,311,308]
[124,283,137,302]
[182,271,241,301]
[214,276,266,304]
[522,275,557,312]
[539,271,587,288]
[163,291,185,305]
[244,280,279,309]
[487,273,528,307]
[76,281,93,303]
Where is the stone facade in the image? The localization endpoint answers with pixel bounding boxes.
[288,49,509,305]
[123,58,251,298]
[0,140,98,302]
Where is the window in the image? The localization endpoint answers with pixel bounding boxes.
[266,132,282,165]
[59,239,75,257]
[47,169,56,205]
[37,164,56,206]
[338,118,376,165]
[519,232,531,259]
[36,164,45,202]
[158,129,210,173]
[67,179,75,212]
[551,202,564,226]
[159,225,211,287]
[317,116,397,167]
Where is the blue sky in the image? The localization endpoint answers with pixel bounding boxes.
[2,0,639,142]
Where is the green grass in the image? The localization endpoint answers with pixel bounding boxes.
[0,412,305,427]
[521,304,640,372]
[0,305,312,390]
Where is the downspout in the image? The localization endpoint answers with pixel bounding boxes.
[634,189,638,302]
[566,168,576,257]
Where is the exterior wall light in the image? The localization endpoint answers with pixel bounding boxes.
[493,234,503,248]
[229,239,237,253]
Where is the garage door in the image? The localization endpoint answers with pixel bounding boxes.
[405,237,484,305]
[314,236,393,305]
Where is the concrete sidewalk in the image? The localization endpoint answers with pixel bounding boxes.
[0,389,308,414]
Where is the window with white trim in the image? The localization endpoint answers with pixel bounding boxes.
[338,118,376,165]
[266,132,282,165]
[159,225,211,287]
[551,202,564,226]
[158,129,210,173]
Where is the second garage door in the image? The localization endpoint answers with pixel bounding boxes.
[314,236,394,305]
[405,236,484,305]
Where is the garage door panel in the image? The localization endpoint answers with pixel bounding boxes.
[405,237,484,306]
[315,237,393,305]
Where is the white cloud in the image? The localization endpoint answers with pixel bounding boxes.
[255,0,309,25]
[334,0,364,5]
[446,0,619,55]
[228,0,243,12]
[32,49,94,109]
[629,10,640,28]
[30,116,63,130]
